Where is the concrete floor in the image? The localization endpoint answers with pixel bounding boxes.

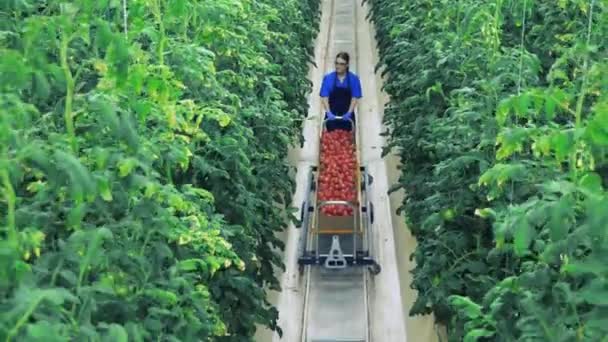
[255,0,446,341]
[303,267,367,341]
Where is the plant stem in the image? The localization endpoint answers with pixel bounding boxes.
[60,33,77,153]
[6,296,43,342]
[1,166,16,240]
[574,0,594,129]
[140,229,153,256]
[491,0,503,62]
[151,0,165,65]
[50,259,65,286]
[570,0,594,179]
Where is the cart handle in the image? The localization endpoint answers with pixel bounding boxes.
[317,200,357,209]
[322,117,356,131]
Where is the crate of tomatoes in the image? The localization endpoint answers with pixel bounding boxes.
[317,129,358,216]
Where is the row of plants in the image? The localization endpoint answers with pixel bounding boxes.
[365,0,607,340]
[0,0,320,340]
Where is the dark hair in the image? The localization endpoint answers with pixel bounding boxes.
[336,52,350,72]
[336,52,350,64]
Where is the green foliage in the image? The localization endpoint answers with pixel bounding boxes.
[366,0,608,340]
[0,0,320,340]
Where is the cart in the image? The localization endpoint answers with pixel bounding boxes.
[297,116,381,275]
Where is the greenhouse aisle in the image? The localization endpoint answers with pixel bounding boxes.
[255,0,443,341]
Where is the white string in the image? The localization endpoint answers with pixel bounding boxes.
[516,0,527,95]
[586,0,595,46]
[123,0,128,39]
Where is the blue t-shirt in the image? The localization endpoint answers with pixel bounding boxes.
[319,71,362,99]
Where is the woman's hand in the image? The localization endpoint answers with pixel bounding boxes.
[343,112,353,121]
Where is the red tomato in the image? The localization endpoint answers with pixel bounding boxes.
[319,130,358,211]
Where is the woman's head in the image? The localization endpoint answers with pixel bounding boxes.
[335,52,350,74]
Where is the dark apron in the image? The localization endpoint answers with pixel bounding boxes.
[325,72,355,132]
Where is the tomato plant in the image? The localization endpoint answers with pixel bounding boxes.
[367,0,608,340]
[0,0,320,340]
[318,130,358,216]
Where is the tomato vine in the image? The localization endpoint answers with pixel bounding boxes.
[0,0,320,340]
[366,0,608,340]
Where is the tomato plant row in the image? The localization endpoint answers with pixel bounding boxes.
[318,130,358,216]
[366,0,608,340]
[0,0,320,340]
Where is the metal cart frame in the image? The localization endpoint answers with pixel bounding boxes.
[297,116,380,275]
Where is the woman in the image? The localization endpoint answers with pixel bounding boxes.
[319,52,363,131]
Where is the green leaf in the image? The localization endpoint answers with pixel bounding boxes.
[548,195,573,241]
[124,322,145,342]
[579,172,603,194]
[94,19,114,50]
[515,93,530,118]
[118,158,137,177]
[60,270,78,286]
[107,35,129,86]
[551,87,569,108]
[563,256,606,277]
[33,71,50,100]
[25,321,65,341]
[532,89,544,115]
[40,288,78,306]
[103,324,128,342]
[184,185,215,203]
[513,218,533,256]
[67,203,87,229]
[496,98,511,126]
[118,113,140,149]
[587,109,608,146]
[54,150,96,200]
[464,329,495,342]
[496,127,529,159]
[168,0,188,17]
[551,131,573,161]
[449,295,482,319]
[91,96,120,136]
[532,134,551,157]
[474,208,496,219]
[144,289,179,306]
[214,111,232,127]
[585,197,608,239]
[579,279,608,305]
[98,178,113,201]
[582,309,608,332]
[544,96,557,121]
[78,228,113,284]
[60,3,79,17]
[178,258,207,272]
[466,261,488,274]
[549,69,569,83]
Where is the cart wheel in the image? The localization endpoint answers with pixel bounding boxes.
[361,173,374,191]
[299,201,305,226]
[369,262,381,275]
